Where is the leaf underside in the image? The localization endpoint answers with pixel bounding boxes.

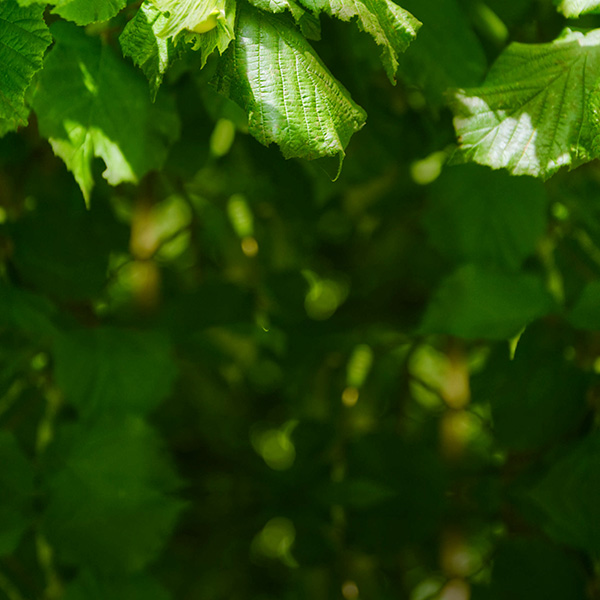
[449,29,600,179]
[216,5,367,167]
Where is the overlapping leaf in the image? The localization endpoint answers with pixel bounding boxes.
[44,416,185,573]
[529,433,600,553]
[216,5,366,167]
[420,264,555,339]
[53,327,177,418]
[424,165,547,270]
[120,2,181,100]
[395,0,486,102]
[450,29,600,179]
[0,1,51,136]
[32,22,180,204]
[297,0,420,81]
[247,0,320,39]
[17,0,126,25]
[556,0,600,17]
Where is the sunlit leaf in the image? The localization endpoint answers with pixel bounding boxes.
[216,5,366,167]
[0,1,51,135]
[450,29,600,179]
[32,22,180,204]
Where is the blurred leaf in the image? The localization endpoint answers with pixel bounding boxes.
[424,165,548,270]
[529,433,600,554]
[32,21,180,204]
[0,283,58,338]
[343,433,447,551]
[471,324,589,451]
[63,570,171,600]
[489,538,587,600]
[0,431,34,556]
[10,209,111,301]
[568,280,600,329]
[44,415,185,573]
[420,264,555,340]
[53,327,177,418]
[397,0,487,102]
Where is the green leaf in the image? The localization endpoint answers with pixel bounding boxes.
[555,0,600,17]
[470,324,589,451]
[529,433,600,554]
[53,327,177,418]
[297,0,420,82]
[9,206,112,300]
[247,0,321,39]
[449,28,600,179]
[31,22,180,204]
[0,1,51,136]
[395,0,486,103]
[148,0,236,63]
[0,283,58,338]
[248,0,291,11]
[420,264,555,340]
[568,280,600,329]
[17,0,127,25]
[216,5,367,168]
[423,165,548,270]
[0,431,34,556]
[120,2,181,100]
[44,415,185,573]
[63,570,170,600]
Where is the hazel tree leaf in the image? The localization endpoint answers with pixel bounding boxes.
[450,28,600,179]
[0,1,51,136]
[53,327,178,419]
[423,165,548,270]
[120,1,182,100]
[216,5,367,168]
[247,0,321,40]
[555,0,600,17]
[568,280,600,329]
[529,433,600,554]
[296,0,421,81]
[44,415,185,573]
[148,0,236,63]
[395,0,486,103]
[32,22,180,205]
[248,0,291,11]
[16,0,127,25]
[419,264,556,340]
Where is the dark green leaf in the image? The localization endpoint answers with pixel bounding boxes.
[44,415,185,573]
[529,433,600,553]
[0,431,34,556]
[424,165,548,270]
[53,327,177,418]
[32,22,180,204]
[420,264,555,339]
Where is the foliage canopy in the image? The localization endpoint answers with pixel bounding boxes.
[2,0,600,599]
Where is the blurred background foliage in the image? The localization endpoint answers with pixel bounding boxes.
[2,0,600,599]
